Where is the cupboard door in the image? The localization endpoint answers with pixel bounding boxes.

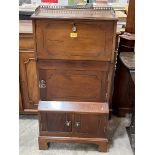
[46,112,72,132]
[19,51,39,111]
[38,60,110,102]
[73,114,108,138]
[39,69,108,102]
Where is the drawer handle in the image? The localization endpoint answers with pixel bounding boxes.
[75,121,80,127]
[65,121,71,127]
[72,24,77,32]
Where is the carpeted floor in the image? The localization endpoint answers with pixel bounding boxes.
[19,115,133,155]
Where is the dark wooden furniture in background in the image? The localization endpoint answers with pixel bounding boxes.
[117,0,135,54]
[118,33,135,54]
[112,52,135,116]
[112,0,135,116]
[125,0,135,34]
[32,6,117,152]
[19,20,39,114]
[126,71,135,153]
[38,101,109,152]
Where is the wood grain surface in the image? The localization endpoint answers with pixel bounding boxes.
[38,101,109,114]
[35,20,116,61]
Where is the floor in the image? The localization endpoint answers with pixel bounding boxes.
[19,115,133,155]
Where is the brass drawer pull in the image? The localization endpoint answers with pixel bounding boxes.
[75,121,80,127]
[65,121,71,127]
[39,80,46,88]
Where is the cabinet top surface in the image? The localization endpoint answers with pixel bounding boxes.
[31,5,117,21]
[38,101,109,114]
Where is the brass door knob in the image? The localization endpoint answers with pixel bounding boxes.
[65,121,71,127]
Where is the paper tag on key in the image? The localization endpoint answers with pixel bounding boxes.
[70,32,77,38]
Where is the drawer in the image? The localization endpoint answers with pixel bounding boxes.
[72,113,108,138]
[38,60,110,102]
[35,20,116,61]
[19,33,34,50]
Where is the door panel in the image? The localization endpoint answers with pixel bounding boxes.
[39,69,108,102]
[46,112,72,132]
[73,114,99,134]
[73,114,108,138]
[36,20,114,61]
